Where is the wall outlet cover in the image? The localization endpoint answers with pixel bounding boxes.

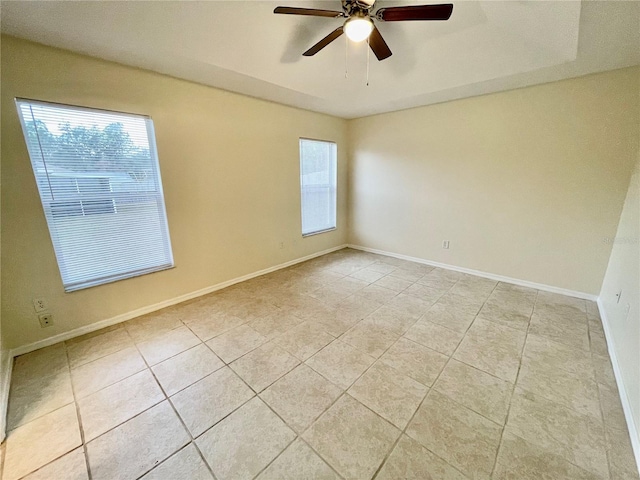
[38,313,53,328]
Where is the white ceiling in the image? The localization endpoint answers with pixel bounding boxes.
[1,1,639,118]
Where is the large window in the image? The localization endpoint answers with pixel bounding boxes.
[300,139,337,236]
[16,99,174,292]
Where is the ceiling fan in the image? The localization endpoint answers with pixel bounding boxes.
[274,0,454,60]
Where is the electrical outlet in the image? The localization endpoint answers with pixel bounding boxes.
[442,240,450,249]
[33,297,47,313]
[279,241,284,249]
[38,313,54,328]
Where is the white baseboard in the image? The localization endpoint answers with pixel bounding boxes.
[597,298,640,474]
[0,348,13,442]
[347,244,597,301]
[9,244,348,358]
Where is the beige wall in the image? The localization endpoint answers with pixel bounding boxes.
[600,157,640,446]
[348,67,640,295]
[1,36,348,349]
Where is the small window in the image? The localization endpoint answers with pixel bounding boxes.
[299,139,337,236]
[16,99,174,292]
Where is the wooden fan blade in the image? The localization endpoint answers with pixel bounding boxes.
[376,4,453,21]
[274,6,343,17]
[303,26,344,56]
[369,25,392,60]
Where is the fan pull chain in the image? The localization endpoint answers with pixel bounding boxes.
[345,35,349,79]
[366,37,370,86]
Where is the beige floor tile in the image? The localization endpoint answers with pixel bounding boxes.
[171,366,255,437]
[529,312,590,351]
[306,340,375,389]
[494,281,537,295]
[386,293,433,318]
[303,395,400,479]
[592,353,618,389]
[493,432,603,480]
[589,316,605,335]
[308,277,369,304]
[354,284,398,304]
[65,325,124,346]
[205,324,267,363]
[86,401,189,480]
[273,321,335,360]
[517,357,601,419]
[348,362,428,429]
[141,444,213,480]
[490,285,537,303]
[338,288,385,317]
[404,319,463,356]
[10,344,69,386]
[536,291,586,312]
[196,397,296,480]
[71,346,146,399]
[225,299,281,322]
[604,423,640,480]
[421,302,477,333]
[125,308,184,343]
[367,262,397,274]
[523,334,594,379]
[260,364,342,433]
[589,331,609,356]
[453,318,525,382]
[137,325,201,365]
[449,282,495,300]
[373,275,413,292]
[67,328,133,369]
[598,382,628,433]
[349,267,388,283]
[379,337,448,386]
[436,292,485,316]
[389,268,425,282]
[152,344,224,396]
[7,369,74,429]
[404,283,446,303]
[78,369,164,441]
[230,342,300,392]
[433,359,512,424]
[406,390,502,479]
[3,404,82,480]
[340,319,400,358]
[506,388,608,478]
[278,294,335,321]
[22,448,88,480]
[185,312,247,342]
[256,439,339,480]
[477,301,531,332]
[313,308,363,337]
[364,305,419,335]
[417,272,457,290]
[376,435,467,480]
[249,312,304,339]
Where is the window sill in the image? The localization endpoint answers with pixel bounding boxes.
[302,227,336,238]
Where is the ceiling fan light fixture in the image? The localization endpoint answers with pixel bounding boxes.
[344,16,374,42]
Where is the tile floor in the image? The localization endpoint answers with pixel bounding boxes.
[1,248,638,480]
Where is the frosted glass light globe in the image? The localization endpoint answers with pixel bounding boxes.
[344,16,374,42]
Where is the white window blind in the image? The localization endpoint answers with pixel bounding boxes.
[300,138,337,236]
[16,99,174,292]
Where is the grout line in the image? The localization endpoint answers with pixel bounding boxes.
[127,327,220,480]
[371,274,481,479]
[64,341,94,480]
[488,288,538,478]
